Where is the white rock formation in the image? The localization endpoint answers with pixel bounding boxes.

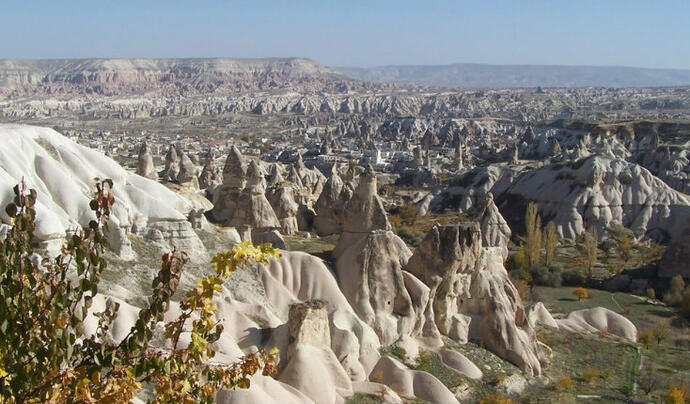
[161,145,180,182]
[267,185,300,235]
[136,142,156,179]
[369,356,460,404]
[405,224,547,376]
[556,307,637,342]
[177,151,199,189]
[279,300,353,404]
[313,164,351,236]
[476,192,512,259]
[503,155,690,241]
[0,124,203,258]
[525,302,559,329]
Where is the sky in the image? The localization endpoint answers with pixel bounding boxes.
[1,0,689,69]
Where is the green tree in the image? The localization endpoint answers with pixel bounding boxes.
[664,275,686,306]
[543,221,558,267]
[574,226,598,282]
[524,202,543,268]
[0,180,278,403]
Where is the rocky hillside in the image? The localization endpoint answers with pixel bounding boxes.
[0,58,375,99]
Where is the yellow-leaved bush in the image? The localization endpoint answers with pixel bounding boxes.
[0,180,279,403]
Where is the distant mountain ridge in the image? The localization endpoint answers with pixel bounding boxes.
[0,57,377,99]
[337,63,690,88]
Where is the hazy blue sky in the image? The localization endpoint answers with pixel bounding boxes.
[1,0,689,69]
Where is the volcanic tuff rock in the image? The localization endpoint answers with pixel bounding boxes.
[313,164,351,236]
[136,142,156,179]
[230,160,280,230]
[498,155,690,242]
[177,152,199,189]
[0,124,204,258]
[280,300,353,404]
[267,185,300,235]
[209,145,247,224]
[405,224,547,375]
[161,145,180,182]
[556,307,637,342]
[476,192,512,259]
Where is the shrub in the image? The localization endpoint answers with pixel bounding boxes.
[389,214,403,230]
[385,345,407,362]
[582,366,600,384]
[399,205,419,226]
[529,265,562,287]
[555,376,575,392]
[638,329,654,348]
[397,228,424,246]
[480,394,513,404]
[664,387,687,404]
[646,287,656,300]
[562,268,585,286]
[573,287,589,301]
[0,181,278,402]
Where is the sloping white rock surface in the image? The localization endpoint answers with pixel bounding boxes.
[0,125,202,256]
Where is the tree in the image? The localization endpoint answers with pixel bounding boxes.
[573,287,589,301]
[617,235,633,267]
[638,329,653,349]
[664,275,686,306]
[0,180,279,403]
[524,202,543,267]
[609,223,634,267]
[681,287,690,319]
[652,323,669,345]
[574,227,598,282]
[637,367,659,396]
[543,221,558,267]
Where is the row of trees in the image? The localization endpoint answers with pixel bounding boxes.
[515,203,560,269]
[0,180,279,403]
[514,202,658,285]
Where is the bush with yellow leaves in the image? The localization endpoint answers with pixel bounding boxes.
[0,180,279,403]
